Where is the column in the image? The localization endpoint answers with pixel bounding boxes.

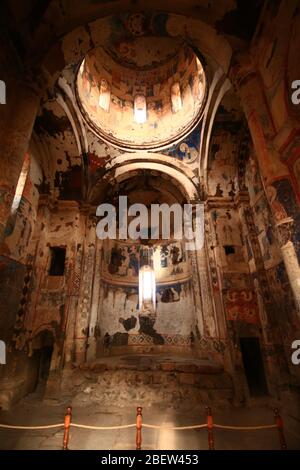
[0,35,40,244]
[231,53,300,315]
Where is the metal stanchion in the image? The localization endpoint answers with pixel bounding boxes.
[136,406,142,450]
[63,406,72,450]
[206,406,215,450]
[273,408,287,450]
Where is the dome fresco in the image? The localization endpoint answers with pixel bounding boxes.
[76,38,206,150]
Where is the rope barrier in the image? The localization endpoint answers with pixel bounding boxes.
[0,421,281,432]
[214,424,277,431]
[0,406,287,450]
[0,423,64,430]
[70,423,136,430]
[0,421,280,432]
[142,423,207,430]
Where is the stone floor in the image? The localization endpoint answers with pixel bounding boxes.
[0,396,299,450]
[59,353,233,410]
[0,355,299,450]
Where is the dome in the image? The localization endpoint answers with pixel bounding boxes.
[76,37,206,151]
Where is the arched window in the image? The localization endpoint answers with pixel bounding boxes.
[139,265,156,313]
[171,82,182,113]
[134,94,147,123]
[11,153,30,214]
[99,79,110,112]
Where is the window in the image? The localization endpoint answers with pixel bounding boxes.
[171,82,182,113]
[99,79,110,112]
[240,337,268,396]
[224,245,235,255]
[139,265,156,313]
[49,247,66,276]
[11,153,30,214]
[134,94,147,123]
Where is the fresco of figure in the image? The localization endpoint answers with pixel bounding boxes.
[266,185,288,223]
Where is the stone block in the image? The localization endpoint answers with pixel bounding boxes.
[89,363,107,373]
[160,362,175,371]
[179,373,195,385]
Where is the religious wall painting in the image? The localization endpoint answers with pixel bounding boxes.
[292,157,300,196]
[158,286,181,303]
[208,130,238,197]
[222,273,251,291]
[253,0,295,132]
[266,262,299,335]
[109,12,169,46]
[286,6,300,120]
[0,183,14,229]
[164,125,200,162]
[222,245,246,269]
[128,248,139,276]
[245,154,263,202]
[253,195,281,268]
[213,209,242,248]
[77,33,205,149]
[103,241,189,283]
[225,289,260,325]
[88,151,110,175]
[108,246,132,276]
[159,245,169,268]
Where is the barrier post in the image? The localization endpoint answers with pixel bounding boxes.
[136,406,142,450]
[273,408,287,450]
[206,406,215,450]
[63,406,72,450]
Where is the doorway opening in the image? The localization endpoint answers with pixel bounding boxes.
[240,337,268,396]
[33,331,54,395]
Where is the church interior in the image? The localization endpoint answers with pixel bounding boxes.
[0,0,300,450]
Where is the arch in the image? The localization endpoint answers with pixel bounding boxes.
[90,154,200,204]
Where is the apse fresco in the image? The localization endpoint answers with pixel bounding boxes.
[102,240,189,284]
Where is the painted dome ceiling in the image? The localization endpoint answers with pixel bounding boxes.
[76,37,206,151]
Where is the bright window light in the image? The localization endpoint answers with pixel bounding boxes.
[139,265,156,313]
[11,153,30,214]
[99,79,110,112]
[171,82,182,113]
[134,94,147,124]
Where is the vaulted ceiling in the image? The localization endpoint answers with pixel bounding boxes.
[1,1,264,204]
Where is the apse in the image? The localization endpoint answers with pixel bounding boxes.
[98,171,195,355]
